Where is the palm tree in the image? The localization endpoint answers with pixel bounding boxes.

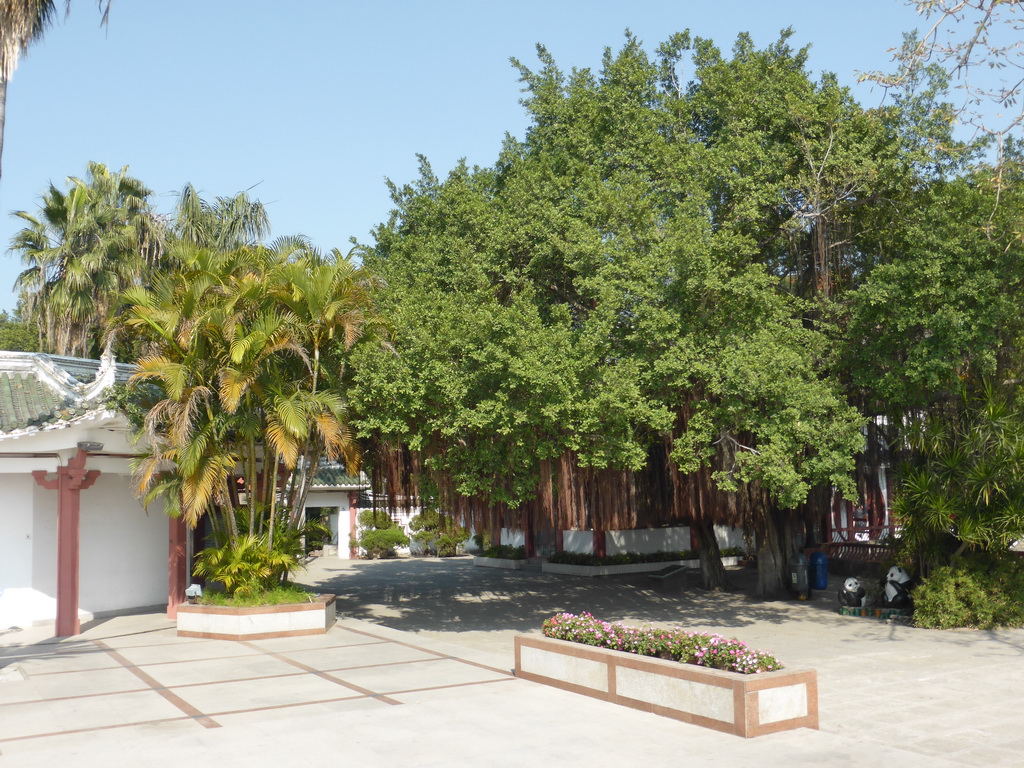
[173,183,270,250]
[0,1,109,181]
[10,161,163,356]
[118,238,380,572]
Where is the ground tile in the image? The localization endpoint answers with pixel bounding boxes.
[173,669,365,714]
[277,640,439,670]
[0,665,144,704]
[139,653,303,687]
[333,657,511,694]
[212,694,389,728]
[247,629,384,652]
[12,647,118,674]
[98,629,208,649]
[111,639,262,666]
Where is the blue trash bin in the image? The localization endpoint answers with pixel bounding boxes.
[810,550,829,591]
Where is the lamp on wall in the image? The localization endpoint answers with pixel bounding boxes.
[76,441,104,453]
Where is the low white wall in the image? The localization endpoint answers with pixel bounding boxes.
[607,526,690,555]
[562,530,594,554]
[714,525,746,550]
[500,529,525,548]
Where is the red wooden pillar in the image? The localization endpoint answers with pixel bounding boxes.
[166,516,187,619]
[348,491,358,558]
[33,449,100,637]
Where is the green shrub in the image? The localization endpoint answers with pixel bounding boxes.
[356,509,410,559]
[193,533,300,598]
[482,544,526,560]
[409,509,468,557]
[546,549,697,566]
[198,584,314,606]
[913,553,1024,629]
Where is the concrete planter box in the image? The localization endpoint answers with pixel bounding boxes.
[473,556,525,570]
[542,557,739,577]
[514,635,817,738]
[177,594,336,640]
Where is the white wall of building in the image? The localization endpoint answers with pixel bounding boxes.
[0,475,36,590]
[305,490,350,558]
[78,474,167,615]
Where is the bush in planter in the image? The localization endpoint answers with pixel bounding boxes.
[482,544,526,560]
[913,552,1024,629]
[193,533,300,598]
[542,612,782,674]
[357,509,410,558]
[547,549,696,566]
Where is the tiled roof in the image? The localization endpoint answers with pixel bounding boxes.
[0,372,80,432]
[46,354,134,385]
[311,466,370,489]
[0,351,132,436]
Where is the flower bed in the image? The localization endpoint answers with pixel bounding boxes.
[515,614,817,738]
[177,594,336,640]
[542,613,781,673]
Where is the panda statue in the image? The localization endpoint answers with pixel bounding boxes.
[838,577,868,608]
[881,566,913,610]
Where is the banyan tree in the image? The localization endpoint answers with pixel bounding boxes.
[352,30,990,597]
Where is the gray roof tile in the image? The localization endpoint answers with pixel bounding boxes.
[0,372,73,432]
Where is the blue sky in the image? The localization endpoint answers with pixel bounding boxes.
[0,1,929,312]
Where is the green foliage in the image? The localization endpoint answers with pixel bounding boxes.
[192,533,302,598]
[409,508,467,557]
[10,162,164,357]
[356,509,410,559]
[913,553,1024,630]
[353,31,866,537]
[302,508,334,553]
[893,383,1024,572]
[719,547,746,557]
[197,584,314,607]
[117,237,380,555]
[546,550,697,566]
[481,544,525,560]
[0,311,37,351]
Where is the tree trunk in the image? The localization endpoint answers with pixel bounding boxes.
[694,519,731,591]
[0,76,6,182]
[755,504,792,600]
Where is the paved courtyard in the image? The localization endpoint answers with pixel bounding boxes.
[1,556,1022,766]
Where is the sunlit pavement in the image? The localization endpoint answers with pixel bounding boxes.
[0,556,1020,767]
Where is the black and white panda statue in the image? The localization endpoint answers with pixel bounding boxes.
[881,566,913,609]
[838,577,868,608]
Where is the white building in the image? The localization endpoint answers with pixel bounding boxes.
[0,351,169,635]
